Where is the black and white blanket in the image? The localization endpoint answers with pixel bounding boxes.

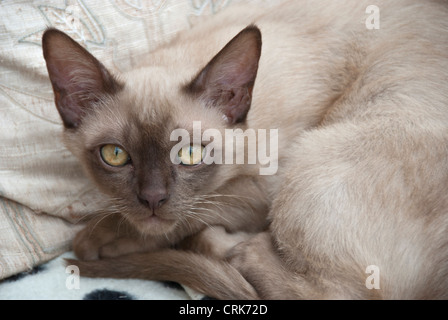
[0,252,206,300]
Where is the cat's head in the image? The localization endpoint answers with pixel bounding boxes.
[42,26,262,236]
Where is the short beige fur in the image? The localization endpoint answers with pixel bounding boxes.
[43,0,448,299]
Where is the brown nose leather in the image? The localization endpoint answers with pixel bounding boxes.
[138,189,169,210]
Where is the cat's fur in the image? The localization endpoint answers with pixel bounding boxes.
[43,0,448,299]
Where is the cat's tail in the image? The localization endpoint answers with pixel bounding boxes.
[65,249,259,300]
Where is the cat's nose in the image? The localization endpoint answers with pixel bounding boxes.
[138,189,169,211]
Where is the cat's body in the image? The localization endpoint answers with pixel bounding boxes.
[43,0,448,299]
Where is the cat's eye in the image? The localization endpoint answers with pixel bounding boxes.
[100,144,130,167]
[178,144,205,166]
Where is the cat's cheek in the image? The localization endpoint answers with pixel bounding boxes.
[94,157,135,192]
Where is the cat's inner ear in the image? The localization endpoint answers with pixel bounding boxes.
[185,25,262,124]
[42,28,122,129]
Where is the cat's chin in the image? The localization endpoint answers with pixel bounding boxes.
[131,214,177,235]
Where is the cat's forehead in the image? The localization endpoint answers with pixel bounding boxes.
[120,67,227,131]
[117,96,175,150]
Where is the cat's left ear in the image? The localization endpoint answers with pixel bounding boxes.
[185,25,262,124]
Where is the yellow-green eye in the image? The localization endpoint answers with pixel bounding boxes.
[178,144,205,166]
[100,144,130,167]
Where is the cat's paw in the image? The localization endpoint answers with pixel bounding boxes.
[178,226,254,259]
[225,232,273,276]
[73,228,102,261]
[73,213,150,260]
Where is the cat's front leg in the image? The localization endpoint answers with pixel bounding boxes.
[71,223,261,299]
[73,212,167,260]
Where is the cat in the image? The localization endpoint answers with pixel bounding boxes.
[42,0,448,299]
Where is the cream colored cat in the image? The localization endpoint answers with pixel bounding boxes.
[43,0,448,299]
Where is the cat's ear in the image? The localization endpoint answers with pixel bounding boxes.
[185,25,262,124]
[42,28,122,129]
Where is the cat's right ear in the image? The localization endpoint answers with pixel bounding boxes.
[184,25,262,125]
[42,28,122,129]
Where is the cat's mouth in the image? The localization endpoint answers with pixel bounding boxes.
[131,213,177,235]
[137,214,170,224]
